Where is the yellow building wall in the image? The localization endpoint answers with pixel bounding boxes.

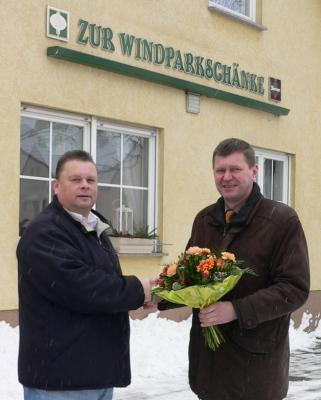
[0,0,320,310]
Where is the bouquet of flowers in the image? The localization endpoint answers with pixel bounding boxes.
[152,246,255,351]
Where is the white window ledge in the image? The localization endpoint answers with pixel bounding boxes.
[208,5,267,31]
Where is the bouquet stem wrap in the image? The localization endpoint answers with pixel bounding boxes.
[153,274,244,350]
[203,325,225,350]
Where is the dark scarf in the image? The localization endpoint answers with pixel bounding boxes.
[210,182,263,226]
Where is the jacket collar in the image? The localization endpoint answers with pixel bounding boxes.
[208,182,263,227]
[51,195,109,234]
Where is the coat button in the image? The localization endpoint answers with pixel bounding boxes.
[246,319,253,327]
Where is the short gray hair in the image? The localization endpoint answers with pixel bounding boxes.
[212,138,255,167]
[55,150,95,179]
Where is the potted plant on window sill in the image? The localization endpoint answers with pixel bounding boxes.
[108,225,162,255]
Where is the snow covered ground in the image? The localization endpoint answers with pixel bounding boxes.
[1,312,320,400]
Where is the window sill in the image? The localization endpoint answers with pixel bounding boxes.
[208,5,267,31]
[109,236,170,257]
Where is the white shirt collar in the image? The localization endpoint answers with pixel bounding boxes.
[64,209,109,237]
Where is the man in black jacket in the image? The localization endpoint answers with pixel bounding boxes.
[17,150,152,400]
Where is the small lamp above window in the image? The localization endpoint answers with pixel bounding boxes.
[186,92,200,114]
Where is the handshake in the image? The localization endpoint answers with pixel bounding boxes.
[140,279,160,311]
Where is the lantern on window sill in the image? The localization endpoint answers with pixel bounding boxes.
[116,204,133,235]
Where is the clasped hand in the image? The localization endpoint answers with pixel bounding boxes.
[141,279,160,311]
[199,301,237,327]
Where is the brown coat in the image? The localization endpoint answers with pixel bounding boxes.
[187,184,310,400]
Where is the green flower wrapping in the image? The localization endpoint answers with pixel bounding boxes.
[153,274,242,308]
[152,247,255,351]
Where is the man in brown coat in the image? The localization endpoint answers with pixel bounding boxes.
[187,138,310,400]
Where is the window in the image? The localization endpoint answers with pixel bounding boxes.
[209,0,256,23]
[94,121,157,236]
[254,148,290,204]
[20,107,157,237]
[20,107,90,235]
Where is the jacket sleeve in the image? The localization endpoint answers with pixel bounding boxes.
[17,225,145,314]
[232,216,310,330]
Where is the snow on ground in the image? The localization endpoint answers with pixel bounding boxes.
[0,312,320,400]
[286,313,321,400]
[0,321,22,399]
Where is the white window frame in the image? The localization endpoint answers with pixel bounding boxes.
[20,106,91,201]
[20,106,158,237]
[209,0,256,24]
[254,147,291,205]
[92,118,158,234]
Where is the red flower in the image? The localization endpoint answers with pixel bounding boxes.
[202,270,210,279]
[197,256,215,273]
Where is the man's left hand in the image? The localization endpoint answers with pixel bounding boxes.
[199,301,237,327]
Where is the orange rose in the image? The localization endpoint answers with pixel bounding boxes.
[221,251,236,261]
[197,256,215,272]
[216,258,226,270]
[186,246,211,256]
[166,263,177,277]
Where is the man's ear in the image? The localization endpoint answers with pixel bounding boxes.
[53,179,59,195]
[252,164,258,181]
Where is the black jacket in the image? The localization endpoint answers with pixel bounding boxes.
[17,196,145,390]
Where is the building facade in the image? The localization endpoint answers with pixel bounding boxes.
[1,0,320,326]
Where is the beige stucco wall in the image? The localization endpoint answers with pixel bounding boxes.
[0,0,320,310]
